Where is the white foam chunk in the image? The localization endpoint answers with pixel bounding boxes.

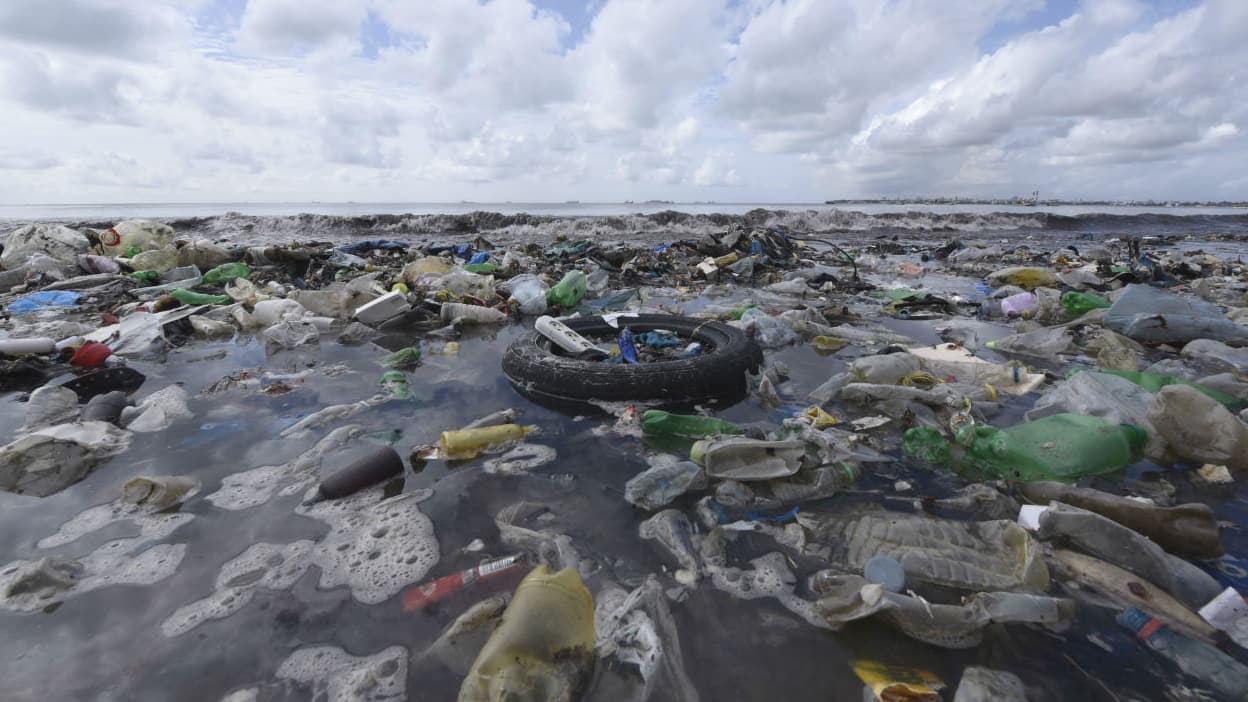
[206,425,362,511]
[277,644,408,702]
[0,543,186,613]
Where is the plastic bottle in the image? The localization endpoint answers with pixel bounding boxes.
[201,262,251,286]
[641,410,742,438]
[617,327,639,364]
[309,446,404,503]
[1060,290,1111,317]
[999,292,1037,318]
[1148,384,1248,470]
[457,565,594,702]
[726,303,757,320]
[440,302,508,325]
[903,413,1147,481]
[439,424,531,459]
[170,288,231,305]
[0,338,56,356]
[690,437,805,481]
[1097,369,1244,409]
[546,270,587,307]
[1020,482,1223,558]
[1034,502,1223,609]
[535,316,609,360]
[1117,608,1248,699]
[379,370,411,400]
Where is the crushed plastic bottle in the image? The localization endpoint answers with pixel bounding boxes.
[905,413,1146,482]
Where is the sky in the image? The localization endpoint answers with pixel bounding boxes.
[0,0,1243,204]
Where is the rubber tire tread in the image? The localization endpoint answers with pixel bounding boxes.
[502,314,762,404]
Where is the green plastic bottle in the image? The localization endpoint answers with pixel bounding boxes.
[641,410,742,438]
[726,303,757,320]
[129,270,161,285]
[463,263,498,274]
[201,262,252,286]
[1060,291,1111,317]
[1095,369,1245,409]
[903,413,1147,482]
[170,288,231,305]
[546,270,587,307]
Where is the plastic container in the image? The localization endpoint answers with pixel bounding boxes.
[458,565,595,702]
[904,413,1147,482]
[439,424,530,459]
[440,302,507,325]
[641,410,742,438]
[312,446,404,502]
[690,437,805,481]
[0,338,56,356]
[546,270,587,307]
[1099,369,1244,408]
[999,292,1037,318]
[535,316,608,360]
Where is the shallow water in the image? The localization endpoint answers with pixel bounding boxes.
[3,268,1248,701]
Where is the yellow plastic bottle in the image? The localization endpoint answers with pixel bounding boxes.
[439,424,532,459]
[458,566,595,702]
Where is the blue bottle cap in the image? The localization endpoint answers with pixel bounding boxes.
[864,555,906,593]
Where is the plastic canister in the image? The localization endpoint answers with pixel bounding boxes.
[0,338,56,356]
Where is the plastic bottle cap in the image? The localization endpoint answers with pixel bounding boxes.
[863,555,906,593]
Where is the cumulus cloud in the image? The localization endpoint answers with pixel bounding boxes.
[0,0,1243,201]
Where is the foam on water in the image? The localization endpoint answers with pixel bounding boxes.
[38,489,197,550]
[160,540,316,636]
[276,644,408,702]
[706,552,827,629]
[0,542,186,613]
[205,425,362,511]
[164,487,440,635]
[482,442,558,475]
[297,488,439,605]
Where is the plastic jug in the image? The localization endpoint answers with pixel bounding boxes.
[690,437,806,481]
[904,413,1146,481]
[1060,290,1111,317]
[440,424,531,459]
[201,262,251,286]
[98,220,174,257]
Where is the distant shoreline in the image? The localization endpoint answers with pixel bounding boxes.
[825,198,1248,208]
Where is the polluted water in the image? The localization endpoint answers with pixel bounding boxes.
[0,208,1248,701]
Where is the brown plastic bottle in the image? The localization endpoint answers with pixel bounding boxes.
[1019,482,1223,558]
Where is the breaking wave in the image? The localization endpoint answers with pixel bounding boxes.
[40,208,1248,246]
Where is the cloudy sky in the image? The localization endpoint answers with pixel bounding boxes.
[0,0,1243,204]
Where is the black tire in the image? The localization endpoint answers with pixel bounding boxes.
[502,314,763,407]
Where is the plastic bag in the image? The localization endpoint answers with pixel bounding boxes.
[6,290,81,315]
[507,274,549,315]
[738,308,798,349]
[122,385,193,433]
[1,224,89,268]
[262,319,321,352]
[130,246,179,273]
[0,421,134,496]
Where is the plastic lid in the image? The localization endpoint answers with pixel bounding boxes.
[1121,423,1148,456]
[689,440,709,467]
[863,555,906,593]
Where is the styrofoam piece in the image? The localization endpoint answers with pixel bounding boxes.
[353,291,409,325]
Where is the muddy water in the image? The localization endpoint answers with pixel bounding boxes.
[2,272,1247,701]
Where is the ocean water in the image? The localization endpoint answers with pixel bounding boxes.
[2,207,1247,700]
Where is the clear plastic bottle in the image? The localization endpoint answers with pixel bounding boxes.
[1117,607,1248,699]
